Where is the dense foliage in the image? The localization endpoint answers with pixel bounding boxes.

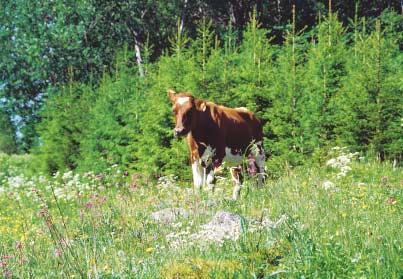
[1,0,401,151]
[33,8,403,177]
[0,108,17,154]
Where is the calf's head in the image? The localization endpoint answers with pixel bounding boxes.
[168,89,206,137]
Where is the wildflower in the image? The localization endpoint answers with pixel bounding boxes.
[117,250,126,258]
[1,255,12,261]
[326,147,358,178]
[54,248,62,257]
[62,171,73,181]
[386,197,397,205]
[351,253,361,263]
[98,196,107,205]
[7,175,25,189]
[338,155,350,165]
[326,158,337,167]
[336,172,347,178]
[3,270,12,278]
[95,174,104,181]
[322,180,336,190]
[15,241,23,250]
[38,206,49,218]
[145,247,154,253]
[85,202,93,209]
[59,238,73,248]
[172,222,183,228]
[54,188,65,199]
[340,165,352,173]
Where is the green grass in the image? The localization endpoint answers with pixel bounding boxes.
[0,155,401,278]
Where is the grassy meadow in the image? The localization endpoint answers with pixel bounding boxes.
[1,2,402,278]
[0,149,401,278]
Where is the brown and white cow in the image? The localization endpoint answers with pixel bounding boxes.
[168,89,265,200]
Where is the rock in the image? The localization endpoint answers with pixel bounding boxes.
[207,211,241,226]
[165,211,287,249]
[151,208,189,224]
[189,211,242,246]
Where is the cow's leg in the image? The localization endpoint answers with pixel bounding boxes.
[192,160,204,190]
[247,153,258,176]
[204,164,216,191]
[204,146,225,193]
[199,145,217,192]
[231,166,243,200]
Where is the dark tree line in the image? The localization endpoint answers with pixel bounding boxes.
[0,0,401,152]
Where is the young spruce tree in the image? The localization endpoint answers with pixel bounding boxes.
[300,5,347,152]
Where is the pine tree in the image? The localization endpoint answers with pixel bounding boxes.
[232,9,273,112]
[78,59,141,172]
[338,14,402,161]
[265,5,305,165]
[300,4,347,152]
[36,81,94,173]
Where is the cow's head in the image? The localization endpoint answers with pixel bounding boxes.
[168,89,206,137]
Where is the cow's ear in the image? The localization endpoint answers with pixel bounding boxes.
[167,89,176,103]
[196,100,207,112]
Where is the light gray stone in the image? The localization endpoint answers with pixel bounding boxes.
[151,208,189,224]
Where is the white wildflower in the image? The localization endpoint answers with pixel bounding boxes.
[336,172,347,178]
[62,171,73,181]
[326,158,337,167]
[8,175,25,189]
[326,147,358,178]
[54,188,66,199]
[340,165,352,173]
[117,250,126,259]
[322,180,337,191]
[172,222,183,229]
[157,175,177,189]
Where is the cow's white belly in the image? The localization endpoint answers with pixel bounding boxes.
[199,145,243,168]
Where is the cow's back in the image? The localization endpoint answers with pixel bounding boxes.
[217,106,263,151]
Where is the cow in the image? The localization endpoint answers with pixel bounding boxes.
[168,89,265,200]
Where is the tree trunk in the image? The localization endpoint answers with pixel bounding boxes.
[179,0,188,34]
[132,30,144,77]
[229,0,244,28]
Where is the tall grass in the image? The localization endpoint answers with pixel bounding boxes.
[0,151,401,278]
